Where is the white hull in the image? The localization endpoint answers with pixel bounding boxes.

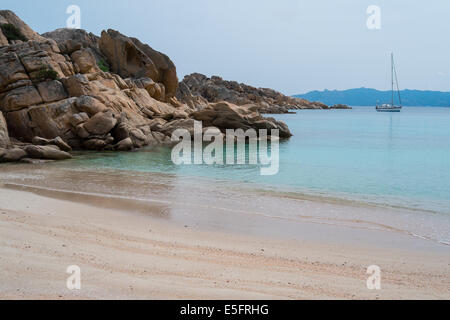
[376,106,402,112]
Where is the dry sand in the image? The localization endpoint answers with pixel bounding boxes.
[0,185,449,300]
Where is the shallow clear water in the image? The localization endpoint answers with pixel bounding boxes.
[67,107,450,214]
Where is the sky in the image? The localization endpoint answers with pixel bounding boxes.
[2,0,449,95]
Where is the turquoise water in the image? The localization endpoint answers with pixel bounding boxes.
[69,107,450,214]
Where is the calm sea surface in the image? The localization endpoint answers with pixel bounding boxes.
[65,107,450,215]
[2,106,450,244]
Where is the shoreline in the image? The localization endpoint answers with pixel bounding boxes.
[3,181,450,249]
[4,149,450,217]
[1,160,450,246]
[0,185,449,299]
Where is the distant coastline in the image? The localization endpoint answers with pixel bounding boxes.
[294,88,450,107]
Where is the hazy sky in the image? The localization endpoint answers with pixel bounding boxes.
[2,0,449,94]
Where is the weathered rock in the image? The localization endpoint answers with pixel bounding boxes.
[52,136,72,151]
[25,145,72,160]
[0,52,29,90]
[60,39,82,54]
[69,112,89,127]
[75,95,107,116]
[112,122,130,141]
[42,28,104,62]
[1,147,27,162]
[160,119,198,136]
[61,74,98,97]
[98,29,178,101]
[99,30,156,79]
[144,132,159,145]
[133,77,169,101]
[83,139,105,150]
[115,137,133,151]
[0,85,43,112]
[129,128,146,148]
[31,136,51,145]
[83,110,117,136]
[191,101,292,138]
[71,48,98,74]
[131,37,178,99]
[37,80,68,103]
[0,29,7,47]
[146,118,163,130]
[13,40,73,79]
[173,109,189,119]
[104,135,114,145]
[0,111,10,148]
[151,131,172,144]
[5,98,79,142]
[75,123,90,139]
[32,136,72,152]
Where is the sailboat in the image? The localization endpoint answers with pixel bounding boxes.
[376,53,402,112]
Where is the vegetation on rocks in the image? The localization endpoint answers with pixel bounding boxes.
[97,58,110,72]
[0,23,28,42]
[37,65,59,81]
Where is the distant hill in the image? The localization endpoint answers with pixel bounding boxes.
[294,88,450,107]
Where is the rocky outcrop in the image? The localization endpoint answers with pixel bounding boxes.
[42,28,102,60]
[191,102,292,138]
[177,73,329,113]
[25,144,72,160]
[0,33,178,152]
[130,37,178,101]
[32,136,72,152]
[0,11,299,164]
[98,29,178,101]
[0,134,72,163]
[1,147,27,162]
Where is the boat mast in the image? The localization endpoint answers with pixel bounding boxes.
[391,53,394,107]
[393,55,402,107]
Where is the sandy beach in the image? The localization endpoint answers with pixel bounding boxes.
[0,165,449,300]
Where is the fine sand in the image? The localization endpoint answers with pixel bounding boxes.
[0,179,449,299]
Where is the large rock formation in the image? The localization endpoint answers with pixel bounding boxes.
[177,73,330,113]
[98,29,178,101]
[42,28,102,60]
[0,11,300,163]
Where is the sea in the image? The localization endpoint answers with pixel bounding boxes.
[2,106,450,244]
[68,107,450,214]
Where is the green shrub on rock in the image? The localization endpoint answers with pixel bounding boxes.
[97,59,110,72]
[0,23,28,42]
[38,66,59,81]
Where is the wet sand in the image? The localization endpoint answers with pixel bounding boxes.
[0,164,449,299]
